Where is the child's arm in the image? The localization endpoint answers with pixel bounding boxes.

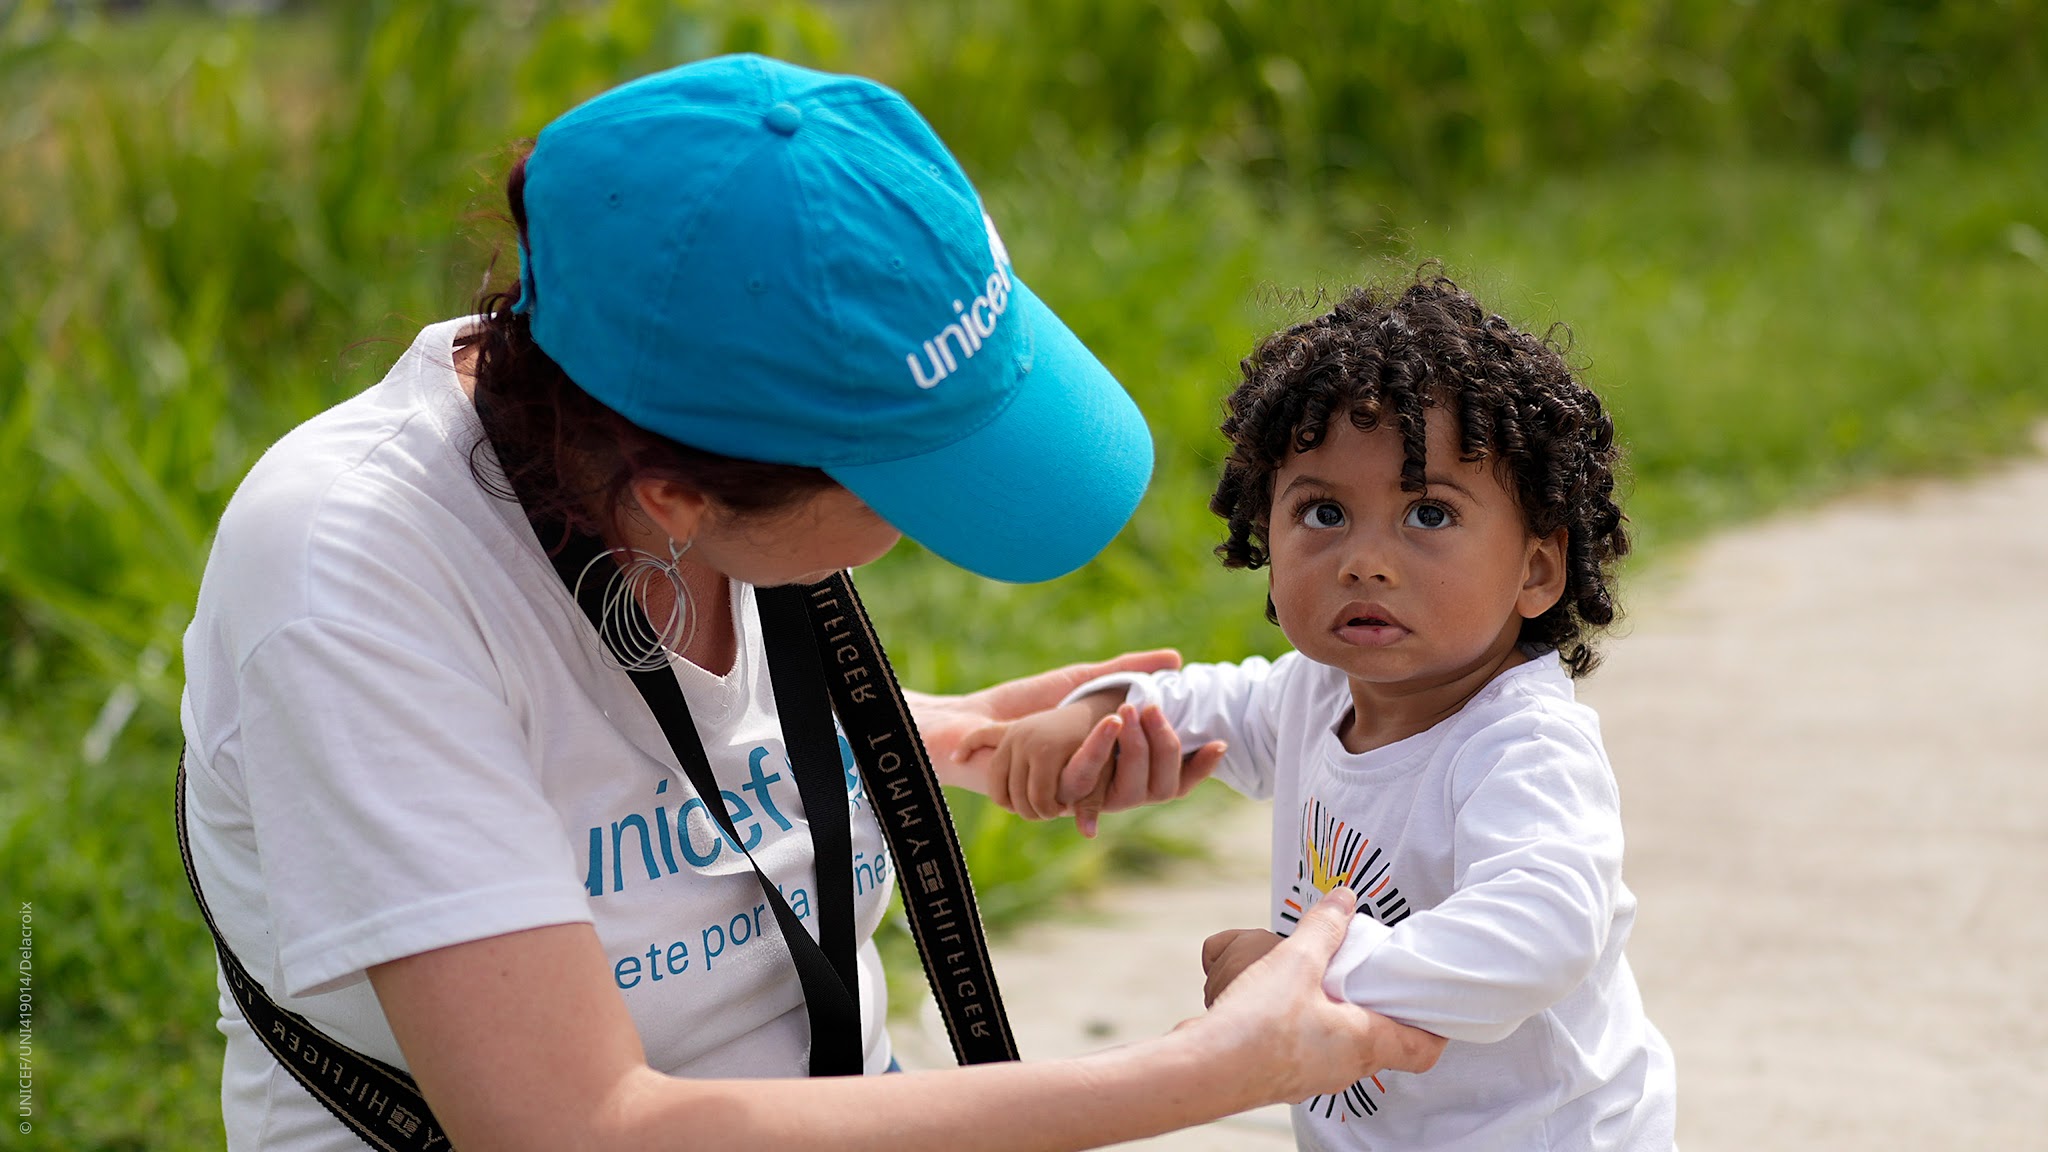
[966,692,1224,835]
[962,655,1298,834]
[1320,709,1627,1044]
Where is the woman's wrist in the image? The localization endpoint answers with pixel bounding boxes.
[1139,1013,1279,1116]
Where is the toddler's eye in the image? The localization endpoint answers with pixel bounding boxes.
[1298,501,1345,529]
[1404,502,1452,529]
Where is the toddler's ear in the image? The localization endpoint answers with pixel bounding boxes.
[1518,528,1569,619]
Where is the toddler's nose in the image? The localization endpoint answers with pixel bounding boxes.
[1338,531,1396,585]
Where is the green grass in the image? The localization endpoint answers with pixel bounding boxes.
[875,0,2048,199]
[861,139,2048,680]
[4,3,2047,1147]
[1423,147,2048,552]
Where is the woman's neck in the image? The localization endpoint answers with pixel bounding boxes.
[613,504,740,678]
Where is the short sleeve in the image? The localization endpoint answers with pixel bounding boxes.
[239,616,592,997]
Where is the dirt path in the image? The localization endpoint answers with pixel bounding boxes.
[898,431,2048,1150]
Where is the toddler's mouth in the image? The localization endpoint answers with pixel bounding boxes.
[1334,602,1408,646]
[1337,601,1402,628]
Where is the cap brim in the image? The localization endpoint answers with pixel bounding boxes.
[825,277,1153,583]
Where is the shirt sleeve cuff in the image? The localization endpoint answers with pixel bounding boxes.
[1057,672,1160,710]
[280,880,595,998]
[1321,912,1395,1002]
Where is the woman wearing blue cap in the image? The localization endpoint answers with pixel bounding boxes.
[177,56,1442,1150]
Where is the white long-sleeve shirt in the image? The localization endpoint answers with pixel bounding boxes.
[1079,651,1675,1151]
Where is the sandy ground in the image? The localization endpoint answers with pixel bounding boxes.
[897,431,2048,1150]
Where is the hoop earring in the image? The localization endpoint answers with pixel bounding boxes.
[574,537,697,672]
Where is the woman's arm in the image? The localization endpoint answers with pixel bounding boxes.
[370,890,1442,1152]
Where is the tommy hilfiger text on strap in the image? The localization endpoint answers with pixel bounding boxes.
[799,572,1019,1064]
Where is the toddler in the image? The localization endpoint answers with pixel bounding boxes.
[983,276,1675,1150]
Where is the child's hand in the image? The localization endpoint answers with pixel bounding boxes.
[912,649,1184,776]
[1202,927,1284,1008]
[1061,701,1227,838]
[962,693,1228,837]
[973,694,1125,823]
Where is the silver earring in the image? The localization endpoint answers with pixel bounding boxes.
[575,538,697,672]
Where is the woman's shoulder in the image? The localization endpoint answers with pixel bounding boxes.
[199,320,514,649]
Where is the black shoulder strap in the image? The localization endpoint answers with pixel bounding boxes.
[755,585,862,1016]
[546,531,866,1077]
[799,573,1021,1063]
[545,542,1021,1066]
[172,549,1018,1148]
[175,752,451,1151]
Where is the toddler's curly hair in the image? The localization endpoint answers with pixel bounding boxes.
[1210,273,1629,677]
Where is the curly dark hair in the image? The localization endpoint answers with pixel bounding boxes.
[1210,273,1628,677]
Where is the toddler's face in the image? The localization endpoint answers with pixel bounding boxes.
[1265,408,1563,695]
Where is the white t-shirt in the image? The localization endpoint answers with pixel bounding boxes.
[180,319,895,1151]
[1080,652,1675,1152]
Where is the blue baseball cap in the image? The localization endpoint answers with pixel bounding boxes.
[514,55,1153,583]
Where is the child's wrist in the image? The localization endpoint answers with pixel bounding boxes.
[1066,687,1127,724]
[1057,670,1151,712]
[1320,913,1394,1001]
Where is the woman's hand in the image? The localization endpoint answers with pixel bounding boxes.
[926,651,1228,836]
[1193,889,1445,1104]
[907,649,1184,792]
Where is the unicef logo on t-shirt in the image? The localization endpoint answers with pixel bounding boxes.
[589,738,892,993]
[840,733,864,809]
[583,738,868,899]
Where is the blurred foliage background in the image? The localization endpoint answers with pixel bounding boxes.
[3,0,2045,1145]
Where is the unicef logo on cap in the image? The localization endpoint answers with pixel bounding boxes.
[904,213,1017,391]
